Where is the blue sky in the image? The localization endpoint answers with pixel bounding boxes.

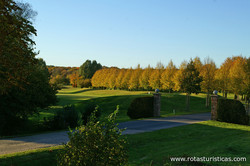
[26,0,250,68]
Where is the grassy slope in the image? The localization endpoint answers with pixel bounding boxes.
[1,121,249,166]
[2,87,212,137]
[35,86,211,123]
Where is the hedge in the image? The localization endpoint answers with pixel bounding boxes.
[217,99,249,125]
[127,96,154,119]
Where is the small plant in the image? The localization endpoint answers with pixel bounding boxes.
[57,106,128,166]
[127,96,154,119]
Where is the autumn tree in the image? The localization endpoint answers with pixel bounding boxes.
[243,57,250,98]
[149,62,164,90]
[243,57,250,110]
[193,56,203,72]
[108,68,119,89]
[173,61,187,92]
[180,59,202,111]
[129,65,142,90]
[215,57,233,98]
[200,57,217,107]
[161,60,177,93]
[98,68,109,88]
[121,68,133,90]
[69,72,79,87]
[91,69,102,88]
[115,69,126,89]
[229,56,247,100]
[139,65,152,90]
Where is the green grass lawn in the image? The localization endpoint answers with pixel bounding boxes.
[18,86,211,135]
[1,86,213,137]
[1,121,249,166]
[39,86,211,123]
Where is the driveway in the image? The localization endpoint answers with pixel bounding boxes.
[0,112,210,155]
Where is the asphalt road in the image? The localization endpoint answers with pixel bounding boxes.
[0,112,210,155]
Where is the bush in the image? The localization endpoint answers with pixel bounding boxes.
[217,99,249,125]
[44,105,82,130]
[127,96,154,119]
[81,103,101,125]
[57,106,128,166]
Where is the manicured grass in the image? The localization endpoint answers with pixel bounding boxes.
[56,86,210,122]
[2,86,211,137]
[0,146,62,166]
[1,121,249,166]
[127,120,250,166]
[29,86,211,127]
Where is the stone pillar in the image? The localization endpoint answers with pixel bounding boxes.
[153,93,161,117]
[211,95,218,120]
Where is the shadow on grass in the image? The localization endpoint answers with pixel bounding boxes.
[59,88,96,94]
[127,121,250,166]
[1,93,210,138]
[1,121,250,166]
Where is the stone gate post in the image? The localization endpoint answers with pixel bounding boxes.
[153,92,161,117]
[211,95,218,120]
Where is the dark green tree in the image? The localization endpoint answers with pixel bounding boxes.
[0,1,57,135]
[79,60,102,79]
[0,59,57,135]
[180,59,202,111]
[0,0,37,94]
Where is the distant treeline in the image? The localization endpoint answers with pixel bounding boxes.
[48,56,249,101]
[48,60,102,88]
[92,56,249,100]
[47,66,79,86]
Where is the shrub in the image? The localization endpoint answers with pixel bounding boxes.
[127,96,154,119]
[57,106,128,166]
[217,99,249,125]
[44,105,82,130]
[81,103,101,125]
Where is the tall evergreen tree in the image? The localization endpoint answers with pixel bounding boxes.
[180,59,202,111]
[79,60,102,79]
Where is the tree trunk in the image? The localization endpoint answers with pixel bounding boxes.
[186,93,190,111]
[225,92,227,98]
[245,97,248,113]
[206,92,210,108]
[223,90,225,97]
[234,94,237,100]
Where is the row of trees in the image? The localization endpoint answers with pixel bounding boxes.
[92,56,249,107]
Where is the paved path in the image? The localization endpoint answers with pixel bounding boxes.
[0,113,210,155]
